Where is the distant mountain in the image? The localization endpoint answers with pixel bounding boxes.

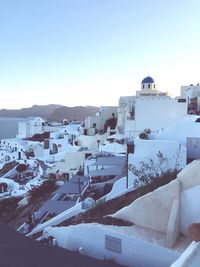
[0,105,63,119]
[48,106,99,122]
[0,104,99,122]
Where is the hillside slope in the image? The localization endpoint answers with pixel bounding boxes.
[0,104,62,119]
[0,105,99,122]
[48,106,99,122]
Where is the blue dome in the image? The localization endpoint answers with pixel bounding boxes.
[141,76,155,84]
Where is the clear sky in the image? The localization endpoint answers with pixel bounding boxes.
[0,0,200,109]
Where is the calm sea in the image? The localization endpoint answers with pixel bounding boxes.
[0,117,25,140]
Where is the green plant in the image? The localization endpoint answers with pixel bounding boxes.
[128,151,171,187]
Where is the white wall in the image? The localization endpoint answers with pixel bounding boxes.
[0,139,23,152]
[85,116,101,130]
[49,135,69,153]
[0,177,20,190]
[0,151,23,163]
[18,117,44,138]
[50,132,61,139]
[114,180,180,234]
[177,160,200,191]
[29,118,43,137]
[186,85,200,99]
[171,241,200,267]
[124,118,136,138]
[128,139,186,188]
[49,152,85,175]
[78,134,107,151]
[99,106,118,129]
[18,121,29,138]
[105,176,135,201]
[43,224,180,267]
[117,96,135,133]
[33,144,44,158]
[135,97,187,133]
[180,86,189,98]
[157,120,200,146]
[0,139,26,163]
[180,185,200,236]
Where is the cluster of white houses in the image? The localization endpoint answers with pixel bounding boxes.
[1,76,200,185]
[1,76,200,267]
[1,76,200,184]
[85,76,188,138]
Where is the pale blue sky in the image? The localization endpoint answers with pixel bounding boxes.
[0,0,200,108]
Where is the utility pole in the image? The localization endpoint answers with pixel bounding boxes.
[78,176,81,199]
[126,139,135,189]
[126,151,129,189]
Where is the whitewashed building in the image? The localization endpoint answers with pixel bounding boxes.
[117,76,188,138]
[41,160,200,267]
[17,117,44,139]
[156,117,200,160]
[181,83,200,114]
[117,96,135,136]
[0,138,26,164]
[85,106,118,135]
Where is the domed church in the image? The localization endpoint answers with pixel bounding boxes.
[136,75,168,97]
[117,75,188,139]
[141,76,156,90]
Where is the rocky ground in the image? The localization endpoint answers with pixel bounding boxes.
[1,169,178,230]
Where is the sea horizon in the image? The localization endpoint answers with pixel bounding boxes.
[0,117,25,140]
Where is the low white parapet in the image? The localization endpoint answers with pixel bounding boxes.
[171,241,200,267]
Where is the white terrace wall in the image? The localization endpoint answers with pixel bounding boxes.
[135,98,187,133]
[78,134,107,151]
[180,185,200,236]
[43,224,180,267]
[171,241,200,267]
[114,180,180,234]
[49,152,85,175]
[177,160,200,191]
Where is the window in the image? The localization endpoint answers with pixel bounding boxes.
[178,98,186,103]
[57,193,68,201]
[142,84,145,89]
[148,84,150,89]
[51,193,58,200]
